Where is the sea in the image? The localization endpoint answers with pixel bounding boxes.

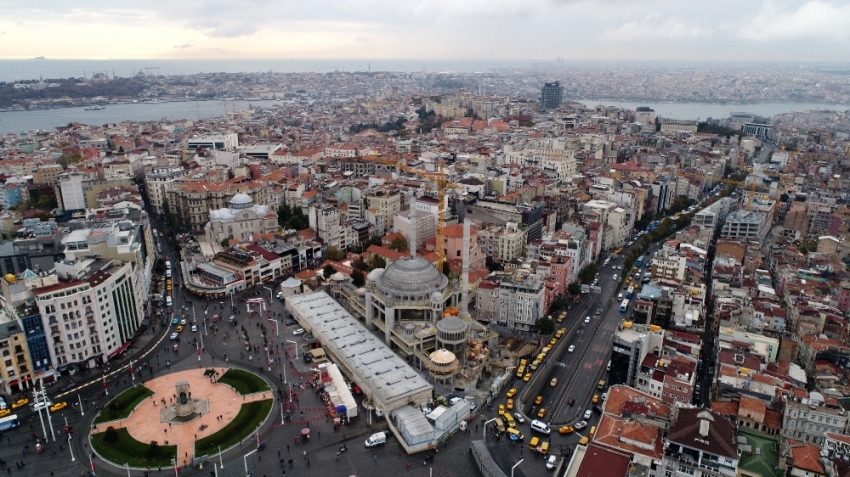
[0,58,848,135]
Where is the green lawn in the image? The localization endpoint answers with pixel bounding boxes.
[217,369,270,395]
[195,399,273,456]
[94,385,154,424]
[91,427,176,468]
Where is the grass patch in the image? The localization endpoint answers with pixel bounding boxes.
[94,385,154,424]
[91,427,176,468]
[195,399,273,456]
[218,369,270,395]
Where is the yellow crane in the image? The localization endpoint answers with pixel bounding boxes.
[675,171,776,212]
[373,157,460,268]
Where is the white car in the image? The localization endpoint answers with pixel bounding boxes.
[180,319,187,325]
[32,400,53,411]
[293,328,305,335]
[574,420,587,430]
[584,409,592,420]
[170,332,179,340]
[546,455,558,470]
[613,275,618,281]
[584,316,590,323]
[513,412,526,424]
[191,324,198,332]
[568,345,575,353]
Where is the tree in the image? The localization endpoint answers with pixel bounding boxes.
[351,269,365,287]
[370,255,387,270]
[568,282,581,296]
[325,246,344,261]
[389,237,408,252]
[285,206,307,230]
[537,316,555,335]
[550,297,566,311]
[277,204,292,228]
[323,265,335,279]
[220,238,230,247]
[578,264,599,284]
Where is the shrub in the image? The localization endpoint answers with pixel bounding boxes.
[195,399,273,456]
[91,427,176,467]
[217,369,270,395]
[94,385,154,424]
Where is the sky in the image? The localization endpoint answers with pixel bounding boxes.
[2,0,850,62]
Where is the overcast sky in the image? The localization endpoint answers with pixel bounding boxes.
[2,0,849,62]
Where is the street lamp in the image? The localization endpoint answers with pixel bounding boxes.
[483,417,497,442]
[263,285,273,302]
[243,448,258,477]
[511,459,524,477]
[64,416,75,462]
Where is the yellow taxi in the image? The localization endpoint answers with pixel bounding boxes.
[535,395,543,405]
[549,338,557,346]
[506,399,514,410]
[537,408,546,419]
[176,325,184,333]
[550,378,558,387]
[506,388,517,398]
[558,425,574,435]
[498,404,505,416]
[523,373,532,382]
[49,402,68,413]
[0,408,10,418]
[592,394,599,404]
[11,398,28,409]
[556,328,566,338]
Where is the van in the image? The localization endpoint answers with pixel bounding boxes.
[530,419,551,435]
[589,426,596,437]
[504,413,516,428]
[364,431,387,447]
[494,418,506,434]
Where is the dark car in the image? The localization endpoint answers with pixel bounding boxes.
[567,398,575,406]
[302,353,312,363]
[285,320,297,326]
[61,382,77,392]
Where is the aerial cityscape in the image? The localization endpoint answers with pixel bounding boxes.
[2,2,850,477]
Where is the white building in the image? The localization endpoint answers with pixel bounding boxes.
[187,133,239,151]
[309,205,341,249]
[34,257,143,373]
[58,172,86,212]
[144,167,191,214]
[205,193,278,244]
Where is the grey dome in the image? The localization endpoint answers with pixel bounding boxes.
[437,316,466,333]
[376,256,447,296]
[230,193,253,209]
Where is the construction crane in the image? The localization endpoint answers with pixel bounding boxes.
[675,171,777,212]
[373,156,460,268]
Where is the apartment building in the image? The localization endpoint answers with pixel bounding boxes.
[495,273,545,331]
[365,192,402,234]
[782,390,849,446]
[663,408,739,477]
[33,163,64,186]
[166,180,275,232]
[309,205,341,249]
[34,257,143,374]
[186,133,239,151]
[0,310,33,395]
[58,171,86,212]
[145,167,191,214]
[721,211,768,243]
[477,222,527,263]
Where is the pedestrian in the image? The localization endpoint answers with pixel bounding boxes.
[374,454,378,461]
[286,444,289,453]
[407,462,410,470]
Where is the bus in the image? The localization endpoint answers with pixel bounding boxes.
[626,286,634,299]
[620,299,629,313]
[0,414,19,431]
[636,255,644,268]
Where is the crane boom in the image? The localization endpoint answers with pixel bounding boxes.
[373,157,460,267]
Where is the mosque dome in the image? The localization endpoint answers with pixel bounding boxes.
[229,193,254,209]
[375,256,448,297]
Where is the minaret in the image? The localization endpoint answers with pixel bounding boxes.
[409,207,417,258]
[460,218,471,319]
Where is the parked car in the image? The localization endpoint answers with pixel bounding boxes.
[285,320,297,326]
[293,329,305,335]
[302,353,312,363]
[546,455,559,470]
[574,421,587,430]
[584,409,592,420]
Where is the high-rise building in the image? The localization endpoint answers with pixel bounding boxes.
[539,81,563,111]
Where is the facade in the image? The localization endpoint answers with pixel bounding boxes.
[33,164,64,186]
[539,81,563,111]
[0,309,34,395]
[635,107,656,131]
[166,181,275,232]
[494,272,545,331]
[145,167,191,214]
[186,133,239,151]
[34,257,143,374]
[721,211,768,243]
[660,119,698,134]
[205,193,278,244]
[477,222,527,263]
[782,392,849,446]
[309,205,341,249]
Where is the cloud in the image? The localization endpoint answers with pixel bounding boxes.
[737,1,850,41]
[602,14,711,40]
[355,36,369,43]
[173,43,192,49]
